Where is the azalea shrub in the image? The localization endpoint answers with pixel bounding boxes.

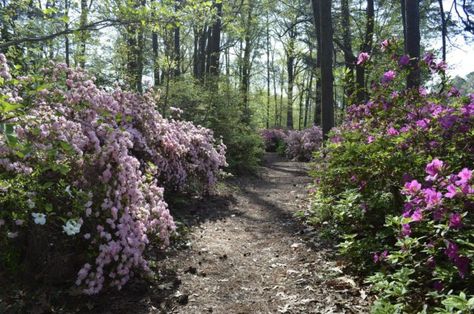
[306,39,474,311]
[285,126,323,161]
[260,128,287,152]
[0,55,227,294]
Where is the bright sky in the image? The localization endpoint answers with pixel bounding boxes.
[440,0,474,78]
[444,36,474,78]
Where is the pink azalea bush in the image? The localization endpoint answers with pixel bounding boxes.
[0,55,226,294]
[307,39,474,311]
[260,128,287,152]
[285,126,323,161]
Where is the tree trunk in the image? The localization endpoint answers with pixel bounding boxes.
[65,0,70,67]
[405,0,421,88]
[401,0,407,52]
[194,26,207,80]
[152,32,160,86]
[266,10,271,129]
[304,69,314,128]
[341,0,355,100]
[174,0,181,77]
[438,0,447,62]
[78,0,88,68]
[126,0,146,92]
[311,0,322,126]
[355,0,374,103]
[240,2,253,124]
[208,1,222,77]
[318,0,334,138]
[286,31,295,129]
[272,51,278,127]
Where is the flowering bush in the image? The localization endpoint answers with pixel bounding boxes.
[285,126,323,161]
[368,161,473,312]
[0,55,226,294]
[306,39,474,311]
[260,128,287,152]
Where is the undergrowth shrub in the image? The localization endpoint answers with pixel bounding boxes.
[306,39,474,312]
[164,78,264,174]
[285,126,323,161]
[0,56,226,294]
[260,128,287,152]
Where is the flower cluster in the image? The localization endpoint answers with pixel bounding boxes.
[399,160,473,275]
[0,59,227,294]
[260,128,287,152]
[307,39,474,310]
[285,126,323,161]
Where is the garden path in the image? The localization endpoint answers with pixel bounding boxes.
[92,153,370,313]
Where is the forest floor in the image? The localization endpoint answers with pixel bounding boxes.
[1,153,372,314]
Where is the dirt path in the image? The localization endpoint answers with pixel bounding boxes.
[84,153,370,314]
[139,153,369,314]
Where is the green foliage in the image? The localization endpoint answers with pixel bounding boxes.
[164,77,264,174]
[305,42,474,311]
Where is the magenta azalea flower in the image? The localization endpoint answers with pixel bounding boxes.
[425,159,443,176]
[387,127,399,136]
[404,180,421,194]
[415,119,430,129]
[456,168,472,186]
[402,224,411,236]
[445,241,459,261]
[449,213,462,229]
[382,70,396,84]
[411,208,423,222]
[398,55,410,67]
[423,188,442,207]
[357,52,370,65]
[445,184,458,198]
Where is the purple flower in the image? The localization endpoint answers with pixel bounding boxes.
[449,213,462,229]
[433,208,446,220]
[367,135,375,143]
[425,159,444,176]
[445,184,458,198]
[402,224,411,236]
[423,52,435,65]
[387,127,399,136]
[439,115,458,129]
[433,281,443,291]
[423,188,442,207]
[418,87,428,97]
[410,208,423,222]
[455,168,472,186]
[382,70,396,84]
[448,86,460,97]
[404,180,421,194]
[357,52,370,65]
[445,241,459,261]
[415,119,430,129]
[380,39,390,51]
[398,55,410,67]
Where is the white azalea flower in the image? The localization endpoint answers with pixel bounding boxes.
[63,219,82,236]
[26,199,35,209]
[31,213,47,225]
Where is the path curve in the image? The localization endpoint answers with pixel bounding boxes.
[152,153,370,313]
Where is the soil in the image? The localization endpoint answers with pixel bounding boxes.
[0,153,371,314]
